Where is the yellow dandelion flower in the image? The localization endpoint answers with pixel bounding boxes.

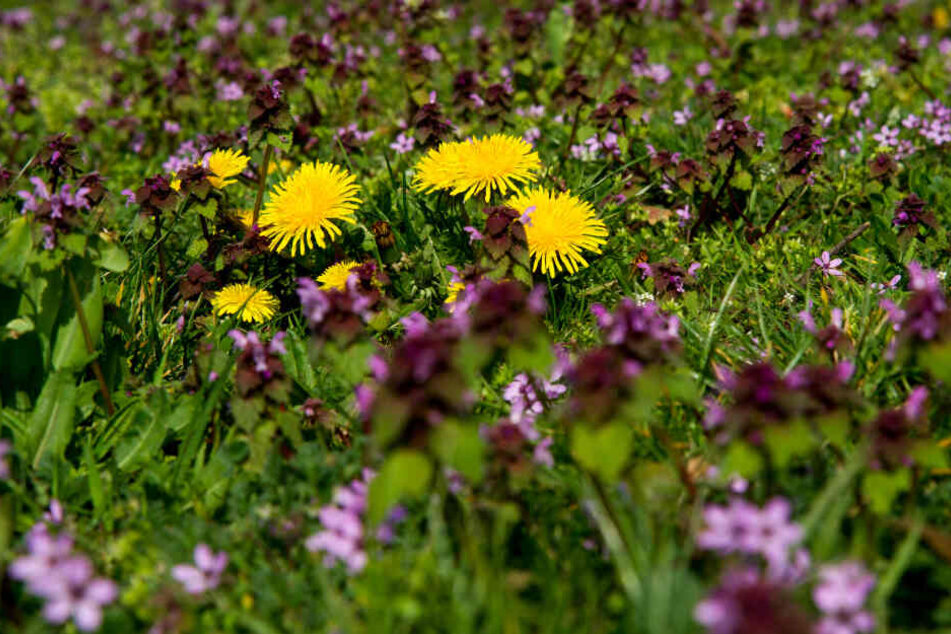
[206,148,250,189]
[413,142,465,195]
[234,209,256,231]
[211,283,279,323]
[451,134,541,201]
[446,281,465,305]
[170,177,181,192]
[413,134,540,202]
[509,187,608,277]
[260,161,360,256]
[317,260,359,290]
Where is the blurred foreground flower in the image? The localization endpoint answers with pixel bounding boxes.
[172,544,228,595]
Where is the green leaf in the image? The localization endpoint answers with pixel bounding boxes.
[92,241,130,273]
[186,237,209,259]
[430,421,485,484]
[571,422,633,482]
[27,371,77,469]
[0,216,32,281]
[721,441,764,478]
[83,437,106,518]
[368,450,433,525]
[731,170,753,191]
[545,8,571,65]
[817,413,850,449]
[115,391,169,471]
[921,340,951,383]
[909,441,948,469]
[763,419,814,468]
[508,331,555,374]
[52,274,103,371]
[862,469,911,515]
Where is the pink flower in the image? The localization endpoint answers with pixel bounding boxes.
[171,544,228,595]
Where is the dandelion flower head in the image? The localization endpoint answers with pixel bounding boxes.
[413,134,541,202]
[260,161,360,257]
[509,187,608,277]
[206,148,250,189]
[317,260,359,291]
[212,283,279,323]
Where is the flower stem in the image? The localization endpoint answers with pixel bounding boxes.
[251,144,273,227]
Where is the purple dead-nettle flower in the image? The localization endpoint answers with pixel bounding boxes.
[695,567,813,634]
[38,555,118,631]
[216,81,244,101]
[389,132,415,154]
[697,497,803,573]
[870,274,901,295]
[421,44,441,62]
[9,528,75,596]
[814,251,844,278]
[872,125,899,147]
[591,299,681,362]
[229,330,286,378]
[813,562,876,634]
[523,127,541,144]
[11,518,118,632]
[673,105,693,126]
[754,498,803,573]
[697,498,761,555]
[376,505,407,544]
[267,15,287,35]
[172,544,228,595]
[306,469,375,573]
[463,225,483,242]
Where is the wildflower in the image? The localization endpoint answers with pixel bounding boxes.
[11,519,117,633]
[306,470,373,573]
[35,555,117,631]
[814,251,844,277]
[260,161,360,256]
[216,81,244,102]
[297,266,384,341]
[870,275,901,295]
[673,105,693,125]
[446,280,466,305]
[591,298,681,363]
[205,148,249,189]
[317,260,359,291]
[892,194,936,233]
[813,562,875,634]
[389,132,415,154]
[211,283,279,323]
[172,544,228,595]
[413,134,541,202]
[880,262,947,342]
[695,568,813,634]
[636,259,701,297]
[508,187,607,277]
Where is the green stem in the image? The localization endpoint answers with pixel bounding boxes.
[251,144,273,227]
